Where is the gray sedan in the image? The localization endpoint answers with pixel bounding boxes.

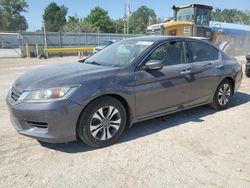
[6,36,243,148]
[93,40,117,54]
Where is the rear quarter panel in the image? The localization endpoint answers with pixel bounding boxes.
[222,58,242,94]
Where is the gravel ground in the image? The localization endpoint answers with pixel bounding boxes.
[0,56,250,188]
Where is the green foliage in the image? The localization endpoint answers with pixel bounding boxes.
[63,15,80,31]
[84,6,115,33]
[129,6,156,34]
[212,9,250,25]
[53,5,250,35]
[114,18,125,33]
[0,0,28,31]
[43,2,68,32]
[63,15,99,32]
[63,5,158,34]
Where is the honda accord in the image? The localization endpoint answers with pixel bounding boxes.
[6,36,243,147]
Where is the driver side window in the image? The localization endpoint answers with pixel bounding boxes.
[146,41,185,66]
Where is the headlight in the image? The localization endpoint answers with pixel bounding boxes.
[18,85,80,103]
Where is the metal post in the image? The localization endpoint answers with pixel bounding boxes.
[85,32,87,47]
[59,31,62,48]
[59,31,63,57]
[35,44,39,57]
[98,30,100,45]
[18,32,24,58]
[25,44,30,58]
[43,23,48,58]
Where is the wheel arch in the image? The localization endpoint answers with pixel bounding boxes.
[106,94,132,127]
[76,93,133,136]
[222,76,235,94]
[210,76,235,104]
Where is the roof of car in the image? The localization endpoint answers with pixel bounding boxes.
[126,36,210,43]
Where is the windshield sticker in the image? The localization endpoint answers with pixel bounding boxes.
[136,41,154,46]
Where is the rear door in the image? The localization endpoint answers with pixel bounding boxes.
[134,40,192,119]
[186,41,223,105]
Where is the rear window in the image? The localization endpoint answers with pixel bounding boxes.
[187,41,212,63]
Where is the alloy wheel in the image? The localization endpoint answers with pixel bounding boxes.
[90,106,121,141]
[218,83,231,106]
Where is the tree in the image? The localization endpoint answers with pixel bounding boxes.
[43,2,68,32]
[129,6,156,34]
[63,15,99,32]
[212,8,250,25]
[0,0,28,31]
[63,15,80,31]
[114,18,125,33]
[84,6,115,33]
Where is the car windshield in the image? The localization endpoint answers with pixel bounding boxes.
[85,39,154,67]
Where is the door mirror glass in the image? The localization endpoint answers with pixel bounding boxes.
[142,60,163,70]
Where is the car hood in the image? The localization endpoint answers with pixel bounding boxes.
[12,62,121,92]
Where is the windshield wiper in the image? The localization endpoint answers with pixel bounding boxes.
[85,61,101,66]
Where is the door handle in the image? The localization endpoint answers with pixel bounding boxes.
[180,68,191,75]
[204,62,213,67]
[216,64,224,70]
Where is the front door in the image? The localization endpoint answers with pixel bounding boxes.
[134,41,192,119]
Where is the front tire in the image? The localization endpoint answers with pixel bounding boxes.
[210,79,233,110]
[77,96,127,148]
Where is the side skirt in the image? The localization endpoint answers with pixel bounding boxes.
[130,101,210,127]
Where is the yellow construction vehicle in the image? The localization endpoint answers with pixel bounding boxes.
[147,4,213,40]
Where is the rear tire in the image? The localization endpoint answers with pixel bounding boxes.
[77,96,127,148]
[210,79,233,110]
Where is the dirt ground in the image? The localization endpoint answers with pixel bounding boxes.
[0,56,250,188]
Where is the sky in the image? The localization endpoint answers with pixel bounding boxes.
[24,0,250,31]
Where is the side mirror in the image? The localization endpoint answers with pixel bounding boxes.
[246,53,250,62]
[142,60,163,71]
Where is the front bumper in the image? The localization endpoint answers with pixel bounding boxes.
[6,94,84,143]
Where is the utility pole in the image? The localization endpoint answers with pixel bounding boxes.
[124,3,127,35]
[127,15,129,35]
[126,0,131,35]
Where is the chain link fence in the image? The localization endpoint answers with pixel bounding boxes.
[0,33,22,58]
[0,32,142,58]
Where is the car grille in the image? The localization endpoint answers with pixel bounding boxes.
[10,87,22,102]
